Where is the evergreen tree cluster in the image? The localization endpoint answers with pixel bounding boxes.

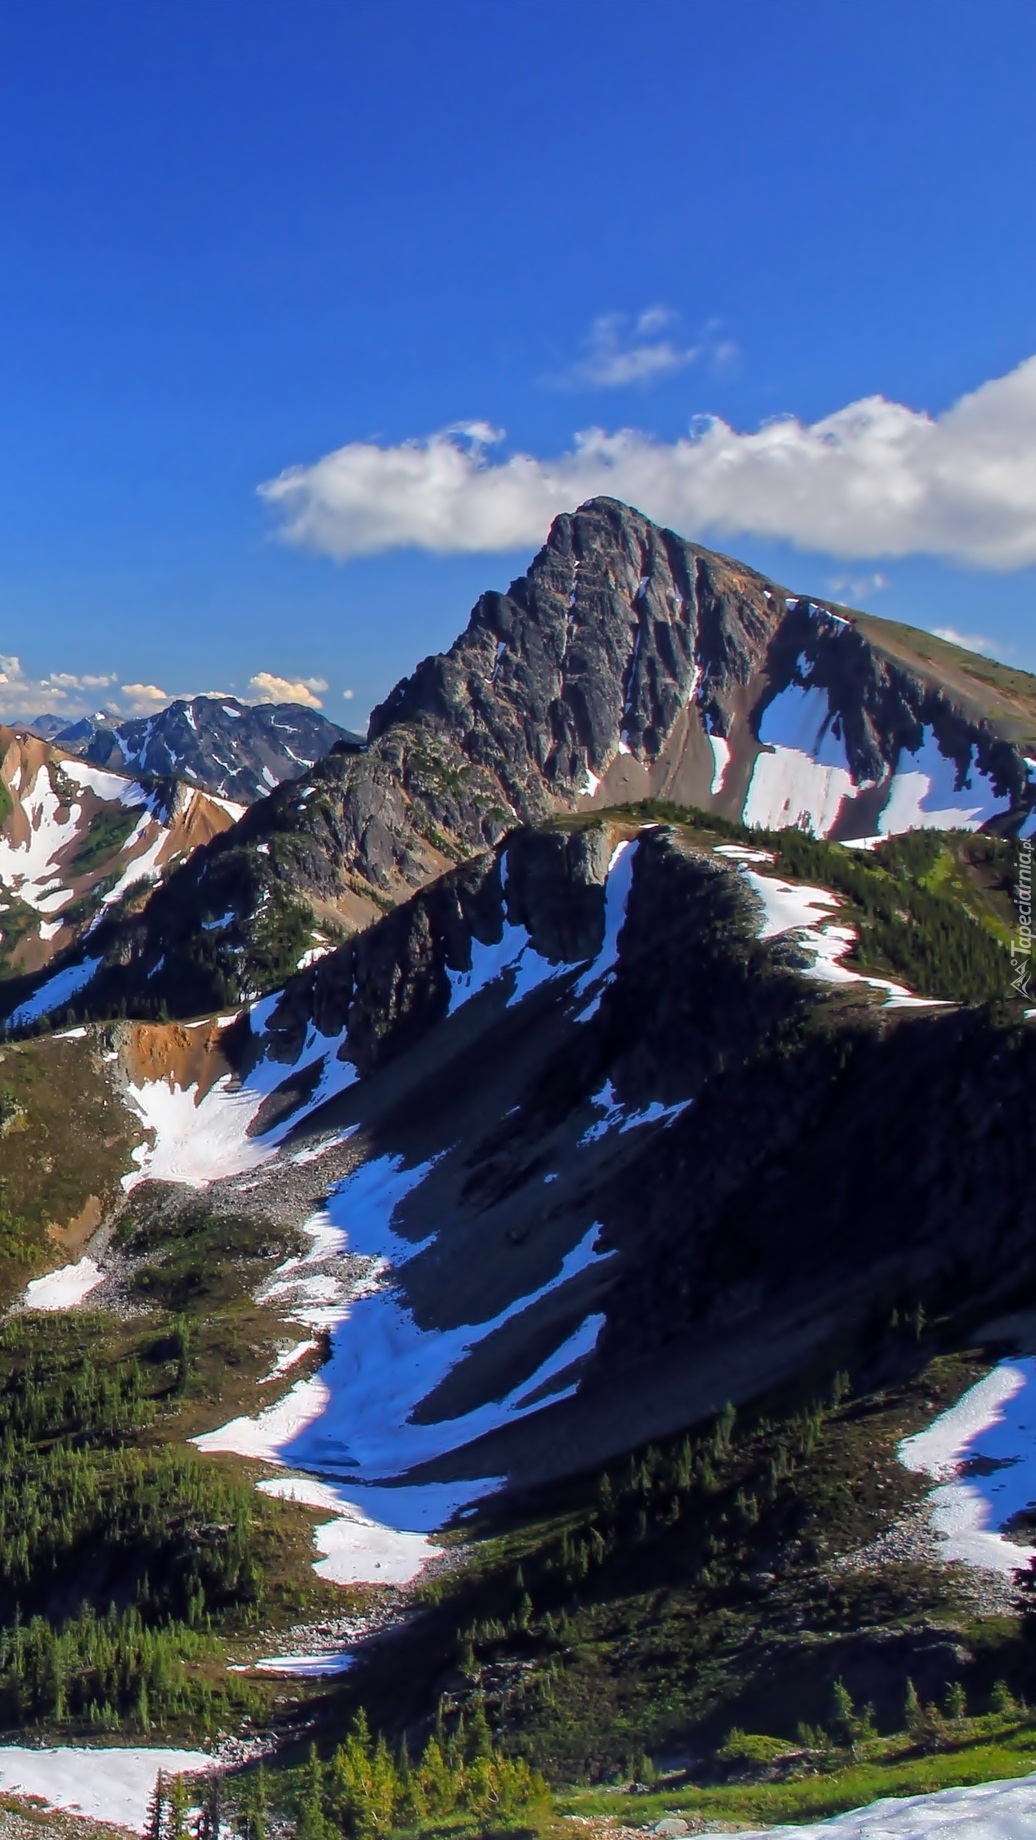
[769,828,1011,1004]
[0,1326,266,1733]
[0,1603,253,1731]
[296,1713,547,1839]
[385,1386,853,1779]
[142,1716,546,1840]
[452,1397,819,1656]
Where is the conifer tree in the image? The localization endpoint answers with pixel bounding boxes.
[145,1771,167,1840]
[244,1766,269,1840]
[296,1744,328,1840]
[195,1776,222,1840]
[396,1736,426,1829]
[167,1776,190,1840]
[417,1736,454,1822]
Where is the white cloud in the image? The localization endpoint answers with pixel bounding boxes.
[247,671,328,709]
[0,657,121,717]
[930,626,1000,657]
[342,688,355,700]
[562,307,701,389]
[119,682,169,713]
[259,354,1036,570]
[43,671,117,693]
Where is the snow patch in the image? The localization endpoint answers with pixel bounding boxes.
[707,733,730,797]
[121,1075,273,1190]
[758,682,850,771]
[744,745,856,837]
[196,1153,614,1585]
[256,1475,440,1587]
[899,1361,1036,1574]
[714,844,775,864]
[737,866,946,1009]
[60,759,148,807]
[8,954,102,1026]
[879,729,1008,833]
[446,920,562,1014]
[236,1650,354,1677]
[580,1081,690,1144]
[0,1744,211,1833]
[22,1258,104,1311]
[259,1339,319,1383]
[571,840,635,1019]
[727,1769,1036,1838]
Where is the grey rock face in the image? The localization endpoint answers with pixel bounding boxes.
[11,495,1036,1020]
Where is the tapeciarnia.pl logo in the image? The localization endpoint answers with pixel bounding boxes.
[1012,836,1034,1002]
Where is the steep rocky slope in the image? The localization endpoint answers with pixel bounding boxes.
[2,803,1034,1794]
[78,813,1031,1505]
[35,695,360,803]
[13,497,1033,1028]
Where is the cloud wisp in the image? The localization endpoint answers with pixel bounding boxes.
[248,671,328,709]
[931,626,1001,657]
[560,306,702,390]
[0,658,119,716]
[827,571,889,605]
[259,354,1036,570]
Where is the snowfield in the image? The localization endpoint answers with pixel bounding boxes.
[727,1770,1036,1838]
[899,1361,1036,1574]
[0,1744,211,1832]
[120,1012,361,1192]
[879,729,1007,834]
[738,681,1016,841]
[121,1072,274,1190]
[8,955,103,1027]
[196,1175,613,1587]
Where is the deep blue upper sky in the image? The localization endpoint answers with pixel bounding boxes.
[0,0,1034,723]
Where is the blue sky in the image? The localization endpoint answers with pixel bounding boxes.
[0,0,1035,725]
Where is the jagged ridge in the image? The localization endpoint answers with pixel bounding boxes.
[7,496,1036,1023]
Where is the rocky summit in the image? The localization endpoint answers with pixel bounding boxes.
[6,495,1033,1027]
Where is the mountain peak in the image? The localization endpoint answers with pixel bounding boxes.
[5,500,1036,1023]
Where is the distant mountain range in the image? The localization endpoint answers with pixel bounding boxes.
[24,695,362,804]
[0,729,243,989]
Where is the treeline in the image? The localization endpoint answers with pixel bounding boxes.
[0,1443,262,1624]
[722,1670,1024,1767]
[0,1324,267,1734]
[769,829,1011,1005]
[454,1391,834,1651]
[589,802,1013,1005]
[0,1603,257,1733]
[146,1713,548,1840]
[0,1346,153,1446]
[369,1378,861,1781]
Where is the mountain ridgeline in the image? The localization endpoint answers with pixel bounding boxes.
[1,502,1036,1802]
[30,695,361,804]
[9,496,1035,1027]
